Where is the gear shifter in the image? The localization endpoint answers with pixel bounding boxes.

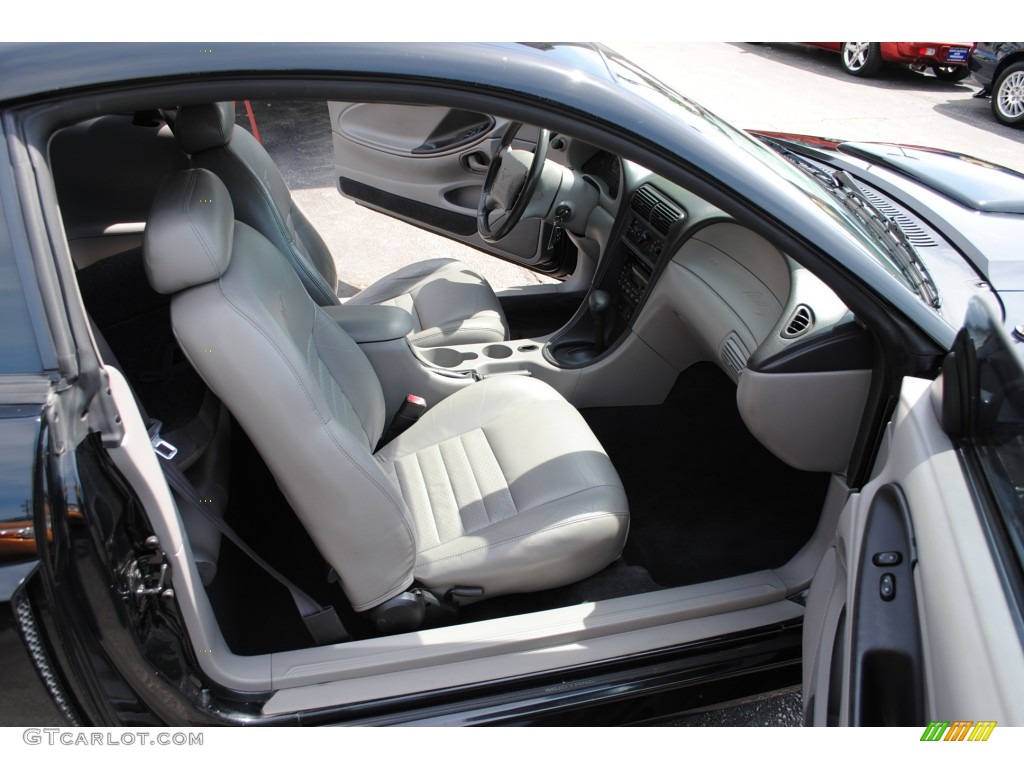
[588,289,611,354]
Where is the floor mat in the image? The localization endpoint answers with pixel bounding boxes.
[582,363,830,588]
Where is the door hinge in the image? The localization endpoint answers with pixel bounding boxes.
[119,535,174,609]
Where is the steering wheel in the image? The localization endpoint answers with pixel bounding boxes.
[477,123,550,243]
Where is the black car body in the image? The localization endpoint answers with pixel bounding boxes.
[969,42,1024,127]
[2,42,1024,727]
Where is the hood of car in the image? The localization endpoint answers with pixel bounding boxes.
[749,130,1024,215]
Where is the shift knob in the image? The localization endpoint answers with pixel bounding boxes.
[589,289,611,316]
[588,290,611,353]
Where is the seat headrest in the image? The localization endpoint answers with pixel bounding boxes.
[174,102,235,154]
[144,169,234,294]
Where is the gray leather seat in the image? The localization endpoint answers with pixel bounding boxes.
[143,169,628,613]
[172,102,509,349]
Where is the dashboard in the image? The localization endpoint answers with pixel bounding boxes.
[580,151,621,199]
[557,137,860,372]
[551,137,873,475]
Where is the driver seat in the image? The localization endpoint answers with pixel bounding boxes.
[171,102,509,349]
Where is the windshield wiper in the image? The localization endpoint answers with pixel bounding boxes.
[832,170,941,310]
[762,137,941,310]
[761,137,841,190]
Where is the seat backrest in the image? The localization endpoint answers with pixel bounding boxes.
[173,102,342,307]
[143,168,417,612]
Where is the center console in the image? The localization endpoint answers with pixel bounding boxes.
[546,184,685,367]
[328,304,564,423]
[343,184,688,422]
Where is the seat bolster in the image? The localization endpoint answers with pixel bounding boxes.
[190,127,342,306]
[347,259,508,347]
[290,202,341,299]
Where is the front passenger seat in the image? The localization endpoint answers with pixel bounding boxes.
[143,169,628,618]
[171,102,509,349]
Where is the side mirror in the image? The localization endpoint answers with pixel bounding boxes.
[938,295,1023,440]
[939,343,975,439]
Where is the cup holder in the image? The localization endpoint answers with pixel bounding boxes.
[421,347,478,368]
[482,344,513,360]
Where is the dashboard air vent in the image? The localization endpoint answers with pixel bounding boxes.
[782,305,814,338]
[719,333,749,379]
[631,186,659,219]
[650,202,683,236]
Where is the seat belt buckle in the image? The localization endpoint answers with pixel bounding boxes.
[397,394,427,422]
[380,395,427,448]
[147,419,179,461]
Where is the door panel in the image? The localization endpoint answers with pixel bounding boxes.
[848,484,924,725]
[336,104,494,156]
[329,101,554,267]
[805,367,1024,725]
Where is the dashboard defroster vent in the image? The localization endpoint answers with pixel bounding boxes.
[782,305,814,338]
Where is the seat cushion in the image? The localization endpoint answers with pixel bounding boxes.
[376,376,629,600]
[347,258,509,348]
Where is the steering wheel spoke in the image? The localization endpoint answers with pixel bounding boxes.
[477,123,550,243]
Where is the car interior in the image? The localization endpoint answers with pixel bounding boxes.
[44,98,877,701]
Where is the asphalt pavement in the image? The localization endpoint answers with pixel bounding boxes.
[612,42,1024,174]
[667,687,803,727]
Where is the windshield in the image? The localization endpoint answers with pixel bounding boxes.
[603,50,927,302]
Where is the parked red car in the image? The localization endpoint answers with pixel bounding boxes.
[802,42,975,80]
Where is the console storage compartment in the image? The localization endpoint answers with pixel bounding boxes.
[323,304,414,343]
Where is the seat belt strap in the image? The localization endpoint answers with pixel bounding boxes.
[153,429,349,645]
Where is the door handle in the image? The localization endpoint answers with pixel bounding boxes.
[461,151,491,174]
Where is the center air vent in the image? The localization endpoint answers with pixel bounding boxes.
[631,186,685,236]
[631,186,658,218]
[782,305,814,338]
[650,202,683,236]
